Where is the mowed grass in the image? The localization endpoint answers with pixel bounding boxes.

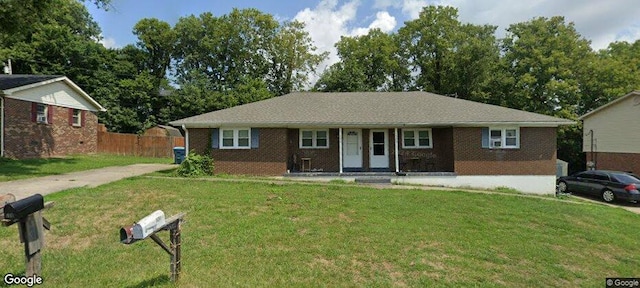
[0,154,172,182]
[1,178,639,287]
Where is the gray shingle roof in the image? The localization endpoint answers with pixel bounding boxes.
[0,74,62,90]
[170,91,574,128]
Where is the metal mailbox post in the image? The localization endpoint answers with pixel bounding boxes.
[119,211,185,282]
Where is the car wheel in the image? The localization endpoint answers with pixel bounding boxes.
[602,189,616,203]
[557,181,568,194]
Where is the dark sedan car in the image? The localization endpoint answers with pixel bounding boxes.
[557,170,640,203]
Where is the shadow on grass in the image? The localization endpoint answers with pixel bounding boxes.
[125,275,170,288]
[0,157,78,178]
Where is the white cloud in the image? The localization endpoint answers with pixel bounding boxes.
[352,11,397,36]
[294,0,397,85]
[99,36,118,49]
[432,0,640,50]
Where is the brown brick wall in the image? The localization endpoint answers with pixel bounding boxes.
[3,98,98,158]
[187,128,288,175]
[288,129,340,172]
[587,152,640,174]
[453,127,557,175]
[397,128,455,172]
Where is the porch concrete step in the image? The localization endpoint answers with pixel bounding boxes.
[354,177,392,184]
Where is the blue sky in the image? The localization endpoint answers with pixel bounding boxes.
[86,0,640,76]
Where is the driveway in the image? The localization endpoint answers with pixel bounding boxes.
[570,193,640,214]
[0,164,177,200]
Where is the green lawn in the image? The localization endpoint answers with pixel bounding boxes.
[0,154,172,182]
[1,177,638,287]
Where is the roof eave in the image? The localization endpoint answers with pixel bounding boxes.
[579,90,640,120]
[172,120,575,129]
[3,76,106,112]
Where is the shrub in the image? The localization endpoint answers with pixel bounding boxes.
[176,151,213,177]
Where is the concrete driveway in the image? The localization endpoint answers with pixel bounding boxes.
[0,164,177,200]
[570,193,640,214]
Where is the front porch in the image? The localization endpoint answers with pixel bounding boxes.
[287,127,455,174]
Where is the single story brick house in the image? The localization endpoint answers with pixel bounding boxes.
[580,90,640,173]
[0,74,106,158]
[170,92,573,194]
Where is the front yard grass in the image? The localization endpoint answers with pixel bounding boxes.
[0,154,171,182]
[0,177,638,287]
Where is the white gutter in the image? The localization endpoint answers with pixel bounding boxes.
[182,124,189,157]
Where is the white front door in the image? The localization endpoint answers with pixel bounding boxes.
[370,130,389,168]
[343,129,362,168]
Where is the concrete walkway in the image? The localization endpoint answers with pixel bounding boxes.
[0,164,177,200]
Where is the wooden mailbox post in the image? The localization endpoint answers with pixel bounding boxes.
[1,193,54,277]
[120,211,185,282]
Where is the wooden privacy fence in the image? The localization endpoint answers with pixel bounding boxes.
[98,131,185,158]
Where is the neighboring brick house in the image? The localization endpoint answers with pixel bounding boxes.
[0,75,106,159]
[170,92,573,194]
[580,90,640,173]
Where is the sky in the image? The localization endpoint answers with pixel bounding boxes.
[86,0,640,78]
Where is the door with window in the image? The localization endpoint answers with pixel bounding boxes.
[342,129,362,168]
[369,130,388,168]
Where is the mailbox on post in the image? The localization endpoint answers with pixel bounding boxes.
[3,194,44,221]
[1,193,53,278]
[119,210,185,282]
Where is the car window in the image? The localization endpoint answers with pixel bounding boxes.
[575,172,594,179]
[612,173,640,183]
[593,174,610,181]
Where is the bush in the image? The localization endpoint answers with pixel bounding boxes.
[176,151,213,177]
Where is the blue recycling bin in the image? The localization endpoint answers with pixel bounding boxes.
[173,147,186,164]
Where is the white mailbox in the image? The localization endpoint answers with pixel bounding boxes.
[132,210,166,239]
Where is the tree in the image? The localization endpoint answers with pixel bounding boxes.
[266,21,327,95]
[497,16,595,173]
[316,29,409,92]
[397,6,498,99]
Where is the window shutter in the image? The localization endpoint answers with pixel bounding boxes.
[68,108,74,126]
[211,128,219,149]
[481,128,489,148]
[31,103,37,122]
[47,105,53,124]
[251,128,259,148]
[81,110,86,127]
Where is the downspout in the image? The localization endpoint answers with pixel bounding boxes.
[182,124,189,157]
[590,129,594,169]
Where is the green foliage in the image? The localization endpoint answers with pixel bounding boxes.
[316,29,409,92]
[176,151,213,177]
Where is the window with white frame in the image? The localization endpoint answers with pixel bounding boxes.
[220,128,251,149]
[489,127,519,149]
[299,129,329,148]
[72,109,82,127]
[36,104,48,124]
[402,129,432,148]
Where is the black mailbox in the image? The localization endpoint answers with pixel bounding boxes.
[3,194,44,221]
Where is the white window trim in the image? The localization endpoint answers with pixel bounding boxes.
[402,128,432,149]
[220,128,251,149]
[36,104,48,124]
[489,127,520,149]
[72,109,82,127]
[299,129,330,149]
